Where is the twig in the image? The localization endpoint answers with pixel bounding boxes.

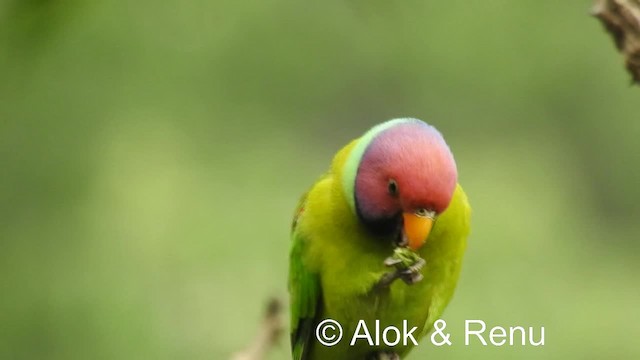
[230,298,284,360]
[592,0,640,84]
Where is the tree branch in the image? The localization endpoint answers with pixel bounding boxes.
[230,298,284,360]
[592,0,640,84]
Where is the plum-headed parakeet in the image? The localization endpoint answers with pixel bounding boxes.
[289,118,471,360]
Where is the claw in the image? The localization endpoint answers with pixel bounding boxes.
[401,271,423,284]
[407,258,426,273]
[376,254,426,289]
[383,257,403,267]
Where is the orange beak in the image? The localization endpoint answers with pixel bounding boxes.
[402,212,434,250]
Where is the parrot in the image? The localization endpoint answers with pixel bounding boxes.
[288,118,471,360]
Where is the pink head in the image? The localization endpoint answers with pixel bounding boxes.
[346,119,458,249]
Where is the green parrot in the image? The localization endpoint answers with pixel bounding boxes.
[289,118,471,360]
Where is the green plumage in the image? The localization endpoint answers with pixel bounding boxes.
[289,128,471,360]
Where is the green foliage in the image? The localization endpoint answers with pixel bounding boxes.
[388,247,424,270]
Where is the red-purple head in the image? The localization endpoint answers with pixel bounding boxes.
[341,118,458,249]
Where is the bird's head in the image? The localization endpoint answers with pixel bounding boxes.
[341,118,458,250]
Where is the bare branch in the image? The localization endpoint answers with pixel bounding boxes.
[230,298,285,360]
[592,0,640,84]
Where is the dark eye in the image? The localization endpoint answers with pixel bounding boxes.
[388,179,398,196]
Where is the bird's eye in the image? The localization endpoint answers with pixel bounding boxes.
[415,208,436,219]
[388,179,398,196]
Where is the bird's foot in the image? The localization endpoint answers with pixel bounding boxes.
[367,351,400,360]
[376,247,426,289]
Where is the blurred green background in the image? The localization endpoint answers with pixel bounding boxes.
[1,0,639,359]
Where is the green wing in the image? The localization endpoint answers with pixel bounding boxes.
[288,193,321,360]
